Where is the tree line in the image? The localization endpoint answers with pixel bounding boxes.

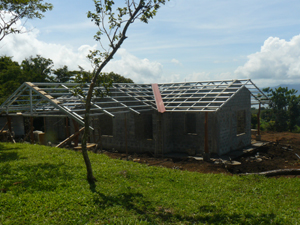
[252,87,300,133]
[0,55,133,104]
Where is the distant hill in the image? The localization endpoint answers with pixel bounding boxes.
[266,83,300,95]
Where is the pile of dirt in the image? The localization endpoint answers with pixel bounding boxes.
[103,132,300,176]
[227,142,300,174]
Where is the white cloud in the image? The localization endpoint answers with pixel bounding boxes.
[0,22,95,71]
[0,20,170,83]
[235,34,300,85]
[185,72,211,82]
[184,71,238,82]
[171,58,182,66]
[104,48,165,83]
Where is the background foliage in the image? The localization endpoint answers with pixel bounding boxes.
[0,55,133,104]
[251,87,300,132]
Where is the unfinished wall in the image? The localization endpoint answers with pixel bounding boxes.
[96,110,222,156]
[98,111,156,153]
[168,112,218,155]
[217,87,251,155]
[0,116,24,137]
[44,117,68,143]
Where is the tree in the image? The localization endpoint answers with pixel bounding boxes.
[101,71,134,83]
[73,68,133,84]
[263,87,300,132]
[53,65,75,83]
[0,55,54,104]
[0,56,23,103]
[0,0,53,41]
[21,55,53,82]
[72,66,93,83]
[81,0,169,183]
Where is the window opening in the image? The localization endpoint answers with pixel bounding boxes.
[185,113,197,134]
[237,110,246,135]
[99,114,113,136]
[144,114,153,140]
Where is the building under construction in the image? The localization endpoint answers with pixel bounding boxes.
[0,79,269,156]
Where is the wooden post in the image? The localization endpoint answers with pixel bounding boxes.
[6,116,16,143]
[65,117,71,146]
[30,117,34,144]
[160,113,164,157]
[256,103,261,141]
[7,116,12,134]
[125,113,128,159]
[65,117,70,138]
[72,119,79,147]
[257,103,261,135]
[203,112,210,161]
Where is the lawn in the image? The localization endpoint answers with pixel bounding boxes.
[1,142,300,224]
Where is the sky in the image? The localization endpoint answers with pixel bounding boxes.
[1,0,300,87]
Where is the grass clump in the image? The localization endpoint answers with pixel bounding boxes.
[1,142,300,224]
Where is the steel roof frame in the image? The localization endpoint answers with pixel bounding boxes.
[0,79,269,126]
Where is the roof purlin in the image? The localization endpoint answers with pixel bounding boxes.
[0,79,269,123]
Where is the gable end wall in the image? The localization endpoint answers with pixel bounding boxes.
[217,87,251,155]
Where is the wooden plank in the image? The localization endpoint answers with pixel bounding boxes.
[27,83,61,104]
[45,95,54,99]
[56,127,85,148]
[52,100,61,104]
[152,83,166,113]
[32,86,41,91]
[0,122,8,133]
[39,91,47,95]
[26,82,35,87]
[74,143,96,150]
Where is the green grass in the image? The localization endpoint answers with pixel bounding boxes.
[1,143,300,225]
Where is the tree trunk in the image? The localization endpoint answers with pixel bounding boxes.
[239,169,300,177]
[80,2,143,183]
[82,83,96,183]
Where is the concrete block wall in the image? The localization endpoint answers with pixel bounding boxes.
[217,87,251,155]
[160,113,174,154]
[99,111,156,154]
[0,116,24,137]
[44,117,66,142]
[168,112,218,155]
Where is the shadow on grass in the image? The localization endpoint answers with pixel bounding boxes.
[89,183,283,224]
[0,143,23,162]
[0,151,20,162]
[0,142,21,151]
[2,162,74,191]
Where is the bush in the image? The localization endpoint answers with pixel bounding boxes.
[260,120,276,131]
[292,125,300,133]
[251,114,258,129]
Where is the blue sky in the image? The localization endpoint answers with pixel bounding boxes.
[2,0,300,86]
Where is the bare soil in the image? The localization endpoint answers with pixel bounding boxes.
[103,131,300,176]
